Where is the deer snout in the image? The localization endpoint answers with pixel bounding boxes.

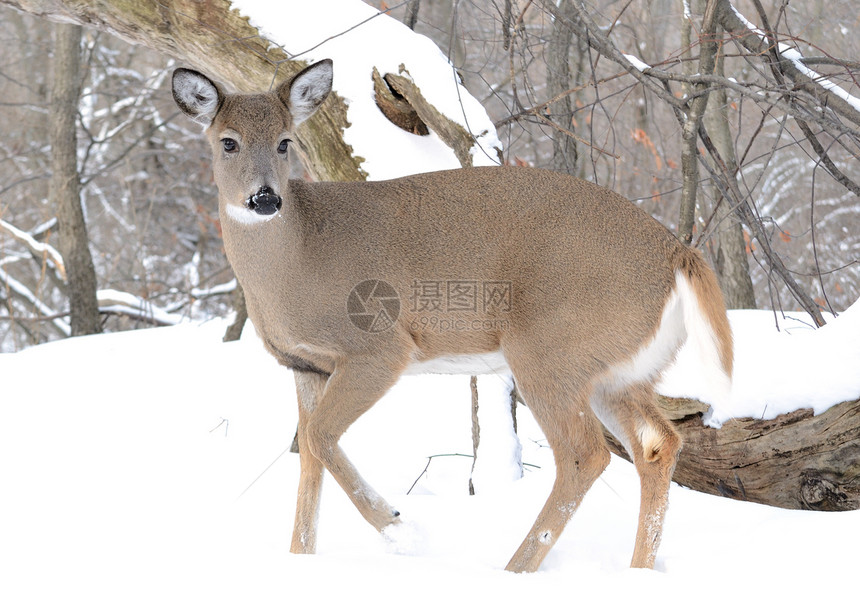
[246,186,282,216]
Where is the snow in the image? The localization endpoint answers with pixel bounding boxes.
[659,301,860,424]
[1,306,858,613]
[0,219,65,279]
[623,53,651,73]
[468,375,524,492]
[730,4,767,39]
[781,46,860,113]
[96,288,185,326]
[231,0,502,179]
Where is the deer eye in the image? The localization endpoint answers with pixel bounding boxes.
[221,138,238,153]
[277,139,291,154]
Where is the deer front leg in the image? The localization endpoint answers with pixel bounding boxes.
[290,370,328,554]
[302,357,405,534]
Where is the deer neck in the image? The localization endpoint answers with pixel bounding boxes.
[218,187,302,304]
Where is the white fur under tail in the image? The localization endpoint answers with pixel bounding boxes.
[674,271,733,427]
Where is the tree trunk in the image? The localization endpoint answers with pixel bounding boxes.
[677,0,719,245]
[50,22,102,336]
[438,0,466,69]
[711,216,756,309]
[468,374,479,495]
[546,0,578,175]
[403,0,420,31]
[702,29,756,309]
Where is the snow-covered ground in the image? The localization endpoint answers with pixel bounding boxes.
[1,306,858,613]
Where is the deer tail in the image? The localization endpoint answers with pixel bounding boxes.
[673,248,734,425]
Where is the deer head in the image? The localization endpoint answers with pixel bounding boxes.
[172,60,333,218]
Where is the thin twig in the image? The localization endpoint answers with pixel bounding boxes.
[236,444,292,501]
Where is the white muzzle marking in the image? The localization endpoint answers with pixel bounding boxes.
[224,203,278,225]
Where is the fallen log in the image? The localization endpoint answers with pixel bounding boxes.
[604,396,860,511]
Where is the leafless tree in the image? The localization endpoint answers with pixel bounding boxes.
[0,6,228,349]
[50,22,101,336]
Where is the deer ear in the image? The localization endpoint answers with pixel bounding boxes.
[280,59,333,126]
[172,68,224,127]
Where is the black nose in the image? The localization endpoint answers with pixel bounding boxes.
[247,186,282,215]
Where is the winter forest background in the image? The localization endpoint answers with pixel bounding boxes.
[1,0,858,351]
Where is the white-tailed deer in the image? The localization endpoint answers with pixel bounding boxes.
[172,59,732,572]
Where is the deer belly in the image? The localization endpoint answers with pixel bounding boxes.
[404,351,510,376]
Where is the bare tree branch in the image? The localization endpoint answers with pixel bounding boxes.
[716,0,860,130]
[0,218,66,281]
[678,0,720,245]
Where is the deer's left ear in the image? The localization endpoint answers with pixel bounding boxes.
[279,59,333,126]
[172,68,224,127]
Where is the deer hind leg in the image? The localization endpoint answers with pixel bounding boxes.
[301,357,405,535]
[290,370,327,554]
[504,368,610,573]
[592,382,681,569]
